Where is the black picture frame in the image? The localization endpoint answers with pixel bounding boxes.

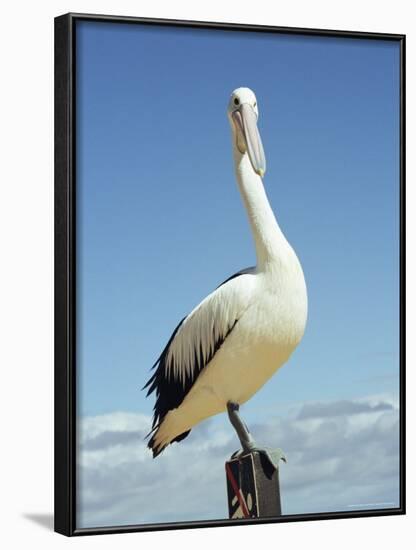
[54,12,406,537]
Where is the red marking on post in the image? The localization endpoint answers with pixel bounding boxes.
[226,462,250,518]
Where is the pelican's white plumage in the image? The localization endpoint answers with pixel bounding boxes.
[144,88,307,457]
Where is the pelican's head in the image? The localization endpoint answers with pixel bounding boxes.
[227,87,266,177]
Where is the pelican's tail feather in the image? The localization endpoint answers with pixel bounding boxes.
[147,410,191,458]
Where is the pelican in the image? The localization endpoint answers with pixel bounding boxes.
[144,87,307,468]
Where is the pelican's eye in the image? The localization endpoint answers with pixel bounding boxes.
[234,97,240,106]
[253,101,257,107]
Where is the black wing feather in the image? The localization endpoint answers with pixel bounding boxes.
[143,313,239,455]
[143,269,251,456]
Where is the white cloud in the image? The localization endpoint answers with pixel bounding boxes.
[76,395,400,528]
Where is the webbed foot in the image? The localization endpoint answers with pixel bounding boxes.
[231,446,286,471]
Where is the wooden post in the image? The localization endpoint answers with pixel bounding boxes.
[225,451,283,519]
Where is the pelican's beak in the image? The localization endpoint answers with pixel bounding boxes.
[232,103,266,177]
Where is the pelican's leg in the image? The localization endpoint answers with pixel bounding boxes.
[227,402,286,471]
[227,401,255,450]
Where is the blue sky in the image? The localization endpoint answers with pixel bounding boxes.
[75,21,401,527]
[76,22,400,422]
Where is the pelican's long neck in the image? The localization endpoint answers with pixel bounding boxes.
[234,147,290,269]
